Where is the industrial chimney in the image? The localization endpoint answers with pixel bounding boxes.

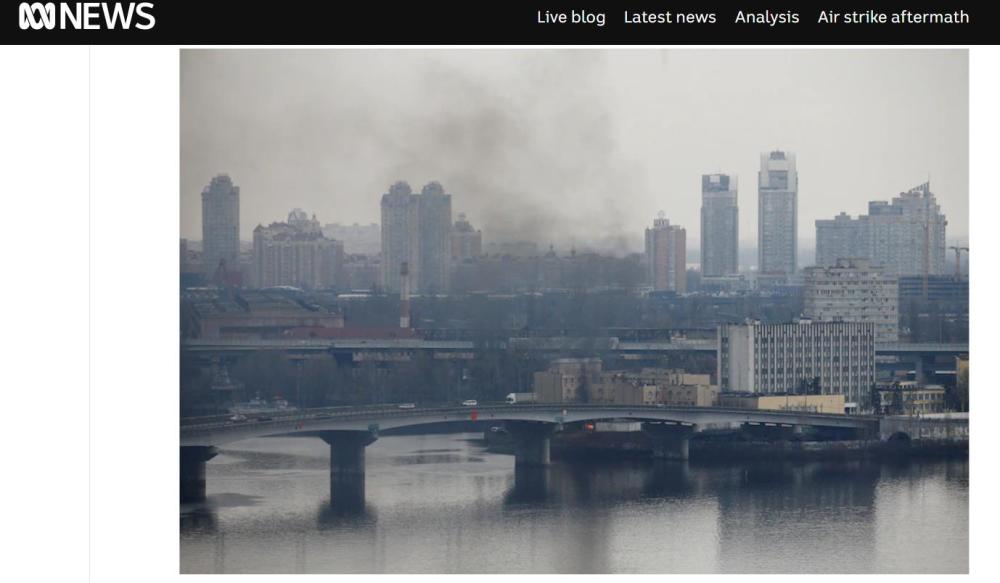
[400,261,411,328]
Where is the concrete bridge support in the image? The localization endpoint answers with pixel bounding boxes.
[506,421,556,467]
[320,430,378,508]
[180,445,218,503]
[508,465,551,503]
[642,423,695,460]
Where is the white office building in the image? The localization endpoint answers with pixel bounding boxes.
[718,320,875,410]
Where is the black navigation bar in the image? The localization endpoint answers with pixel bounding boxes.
[1,1,996,44]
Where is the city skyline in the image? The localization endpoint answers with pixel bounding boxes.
[180,50,968,251]
[186,173,966,267]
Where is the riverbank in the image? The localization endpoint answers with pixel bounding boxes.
[483,429,968,461]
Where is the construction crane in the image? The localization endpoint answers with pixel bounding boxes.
[950,245,969,278]
[922,221,930,300]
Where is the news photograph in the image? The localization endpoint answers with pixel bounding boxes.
[177,49,968,574]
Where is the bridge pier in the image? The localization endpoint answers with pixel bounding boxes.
[320,430,378,508]
[642,423,695,460]
[508,465,550,503]
[506,421,555,467]
[180,445,218,503]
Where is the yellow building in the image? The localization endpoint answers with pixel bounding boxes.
[656,383,719,407]
[592,369,717,407]
[877,382,947,415]
[533,358,603,402]
[534,360,717,406]
[718,393,846,415]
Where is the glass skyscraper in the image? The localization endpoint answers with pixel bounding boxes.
[757,151,797,277]
[700,173,739,277]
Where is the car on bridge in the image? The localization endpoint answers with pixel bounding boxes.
[462,399,478,407]
[398,403,416,409]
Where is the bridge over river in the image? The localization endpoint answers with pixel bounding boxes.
[180,404,880,506]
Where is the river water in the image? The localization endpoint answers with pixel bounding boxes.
[179,433,968,573]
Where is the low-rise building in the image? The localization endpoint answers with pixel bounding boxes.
[656,383,718,407]
[876,381,947,416]
[191,289,345,339]
[533,358,603,402]
[536,360,717,406]
[592,373,659,406]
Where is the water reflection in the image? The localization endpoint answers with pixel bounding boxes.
[180,434,968,574]
[508,460,699,506]
[180,493,263,533]
[713,461,880,573]
[644,460,696,498]
[317,499,377,525]
[180,507,217,533]
[505,466,550,504]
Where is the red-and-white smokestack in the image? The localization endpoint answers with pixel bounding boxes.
[400,261,411,328]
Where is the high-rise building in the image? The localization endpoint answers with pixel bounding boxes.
[815,212,863,268]
[803,258,899,344]
[645,214,686,293]
[252,209,344,290]
[201,174,240,282]
[757,151,797,277]
[418,181,452,294]
[451,213,483,263]
[380,181,420,293]
[814,183,947,277]
[321,222,381,256]
[718,320,875,410]
[700,173,739,277]
[379,180,454,294]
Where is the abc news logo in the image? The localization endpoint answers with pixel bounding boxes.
[18,2,155,30]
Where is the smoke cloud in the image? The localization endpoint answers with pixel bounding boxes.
[181,49,968,258]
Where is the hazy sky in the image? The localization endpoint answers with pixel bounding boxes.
[180,49,968,254]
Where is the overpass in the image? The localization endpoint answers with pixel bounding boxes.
[181,337,967,358]
[179,403,879,505]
